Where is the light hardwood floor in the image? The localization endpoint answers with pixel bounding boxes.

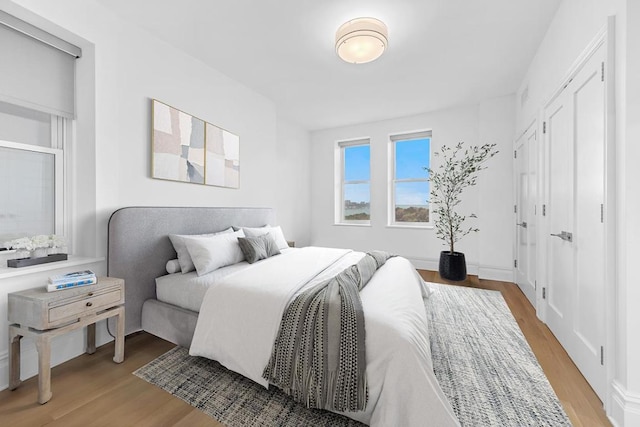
[0,271,611,426]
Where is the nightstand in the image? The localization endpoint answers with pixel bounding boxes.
[7,277,125,404]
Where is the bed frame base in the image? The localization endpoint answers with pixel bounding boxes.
[141,299,198,348]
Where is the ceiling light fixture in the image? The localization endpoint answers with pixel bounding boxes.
[335,17,388,64]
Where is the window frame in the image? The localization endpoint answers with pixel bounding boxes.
[388,131,432,228]
[335,138,371,225]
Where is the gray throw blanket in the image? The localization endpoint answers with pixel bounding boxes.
[263,251,394,412]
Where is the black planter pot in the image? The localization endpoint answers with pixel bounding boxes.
[438,251,467,281]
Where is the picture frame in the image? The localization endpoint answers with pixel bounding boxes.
[151,99,239,188]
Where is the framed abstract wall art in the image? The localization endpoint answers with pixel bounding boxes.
[205,122,239,188]
[151,99,239,188]
[152,100,205,184]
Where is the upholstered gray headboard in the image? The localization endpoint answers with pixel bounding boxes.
[107,206,275,335]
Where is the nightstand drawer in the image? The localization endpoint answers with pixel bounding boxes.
[48,288,122,323]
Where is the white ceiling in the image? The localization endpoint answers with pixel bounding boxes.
[96,0,561,131]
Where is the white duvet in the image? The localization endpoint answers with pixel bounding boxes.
[190,247,459,426]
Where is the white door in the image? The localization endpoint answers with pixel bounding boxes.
[543,44,606,400]
[514,125,537,307]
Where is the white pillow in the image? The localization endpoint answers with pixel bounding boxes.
[183,230,246,276]
[169,227,233,273]
[242,225,289,250]
[269,225,290,250]
[165,259,181,274]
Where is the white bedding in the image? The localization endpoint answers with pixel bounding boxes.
[156,248,295,312]
[156,262,251,312]
[190,247,459,426]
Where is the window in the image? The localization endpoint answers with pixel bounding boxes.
[390,131,431,225]
[0,12,80,250]
[0,105,66,247]
[337,139,370,223]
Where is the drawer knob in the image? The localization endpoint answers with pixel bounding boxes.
[88,292,94,297]
[86,302,93,307]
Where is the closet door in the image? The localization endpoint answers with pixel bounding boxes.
[543,43,606,400]
[514,124,537,307]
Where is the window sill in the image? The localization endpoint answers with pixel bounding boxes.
[0,256,105,280]
[333,223,371,227]
[386,224,434,230]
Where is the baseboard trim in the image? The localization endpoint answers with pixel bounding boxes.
[477,266,514,282]
[405,256,439,272]
[610,381,640,426]
[404,256,481,275]
[404,256,512,282]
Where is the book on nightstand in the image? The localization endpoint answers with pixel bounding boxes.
[47,270,97,292]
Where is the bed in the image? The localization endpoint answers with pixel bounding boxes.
[108,206,459,426]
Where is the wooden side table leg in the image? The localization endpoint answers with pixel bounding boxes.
[34,335,52,404]
[113,308,125,363]
[86,323,96,354]
[8,326,22,390]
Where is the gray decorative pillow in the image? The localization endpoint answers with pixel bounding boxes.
[240,225,289,250]
[237,233,281,264]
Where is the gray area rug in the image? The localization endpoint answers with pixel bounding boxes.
[427,283,571,426]
[134,346,364,426]
[134,284,571,426]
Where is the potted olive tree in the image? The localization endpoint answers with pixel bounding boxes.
[427,142,498,281]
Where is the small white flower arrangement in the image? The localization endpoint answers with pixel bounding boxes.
[31,234,51,249]
[4,234,67,255]
[6,236,35,251]
[50,234,66,249]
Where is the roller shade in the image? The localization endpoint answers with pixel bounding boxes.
[390,130,432,142]
[338,138,369,148]
[0,11,80,118]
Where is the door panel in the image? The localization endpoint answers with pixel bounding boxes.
[574,64,605,372]
[546,100,572,329]
[543,44,606,400]
[514,125,537,307]
[527,129,537,297]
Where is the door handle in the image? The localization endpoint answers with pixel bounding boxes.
[516,222,527,228]
[550,231,573,242]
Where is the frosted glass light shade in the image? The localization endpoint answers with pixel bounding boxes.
[336,17,388,64]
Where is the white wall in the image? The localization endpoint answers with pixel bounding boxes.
[515,0,640,425]
[310,96,515,281]
[0,0,311,391]
[478,97,517,279]
[276,119,312,246]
